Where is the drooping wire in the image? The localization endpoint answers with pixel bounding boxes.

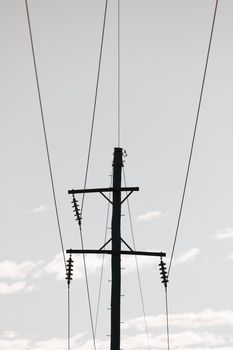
[94,175,113,337]
[168,0,219,277]
[71,196,96,350]
[165,288,170,350]
[81,0,109,213]
[68,285,71,350]
[72,1,109,349]
[118,0,121,147]
[24,0,66,268]
[123,168,151,350]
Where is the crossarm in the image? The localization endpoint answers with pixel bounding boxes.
[66,249,166,257]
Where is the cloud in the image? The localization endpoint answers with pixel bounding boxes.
[174,248,200,265]
[1,331,19,340]
[123,309,233,331]
[0,252,105,292]
[0,260,43,279]
[0,281,36,295]
[41,253,65,281]
[1,324,233,350]
[42,252,104,281]
[25,205,49,214]
[137,210,163,221]
[0,332,88,350]
[121,331,228,349]
[215,228,233,240]
[121,255,156,273]
[227,253,233,260]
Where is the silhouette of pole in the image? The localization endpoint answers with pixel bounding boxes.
[110,147,122,350]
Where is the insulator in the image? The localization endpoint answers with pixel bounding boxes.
[159,258,169,288]
[66,255,74,285]
[71,195,82,226]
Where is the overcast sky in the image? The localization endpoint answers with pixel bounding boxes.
[1,0,233,349]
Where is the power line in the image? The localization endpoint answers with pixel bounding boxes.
[123,169,151,350]
[68,284,71,350]
[24,0,66,268]
[168,0,219,276]
[74,1,109,349]
[165,287,170,350]
[66,255,74,350]
[79,226,97,350]
[158,259,169,349]
[81,0,109,212]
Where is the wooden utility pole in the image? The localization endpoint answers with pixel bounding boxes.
[110,147,122,350]
[67,147,166,350]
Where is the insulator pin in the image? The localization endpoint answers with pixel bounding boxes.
[159,258,169,288]
[66,254,74,285]
[71,194,82,226]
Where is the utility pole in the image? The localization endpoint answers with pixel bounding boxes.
[111,147,122,350]
[67,147,166,350]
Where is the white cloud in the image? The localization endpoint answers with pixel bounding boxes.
[123,309,233,331]
[1,331,19,340]
[174,247,200,265]
[42,252,104,281]
[1,325,233,350]
[24,284,37,293]
[0,260,43,279]
[121,255,156,273]
[137,210,163,221]
[25,205,49,214]
[0,252,105,291]
[215,228,233,240]
[0,332,89,350]
[42,253,65,281]
[121,331,227,349]
[0,337,31,350]
[227,253,233,260]
[0,281,35,295]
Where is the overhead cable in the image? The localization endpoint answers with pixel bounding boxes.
[158,258,170,350]
[74,1,109,349]
[71,196,96,350]
[25,0,66,267]
[66,255,74,350]
[168,0,219,276]
[165,288,170,350]
[81,0,109,212]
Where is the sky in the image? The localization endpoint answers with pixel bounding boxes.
[1,0,233,349]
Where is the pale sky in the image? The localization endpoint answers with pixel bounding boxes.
[1,0,233,349]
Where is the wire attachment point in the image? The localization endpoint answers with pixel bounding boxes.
[159,258,169,288]
[72,194,82,226]
[66,254,74,285]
